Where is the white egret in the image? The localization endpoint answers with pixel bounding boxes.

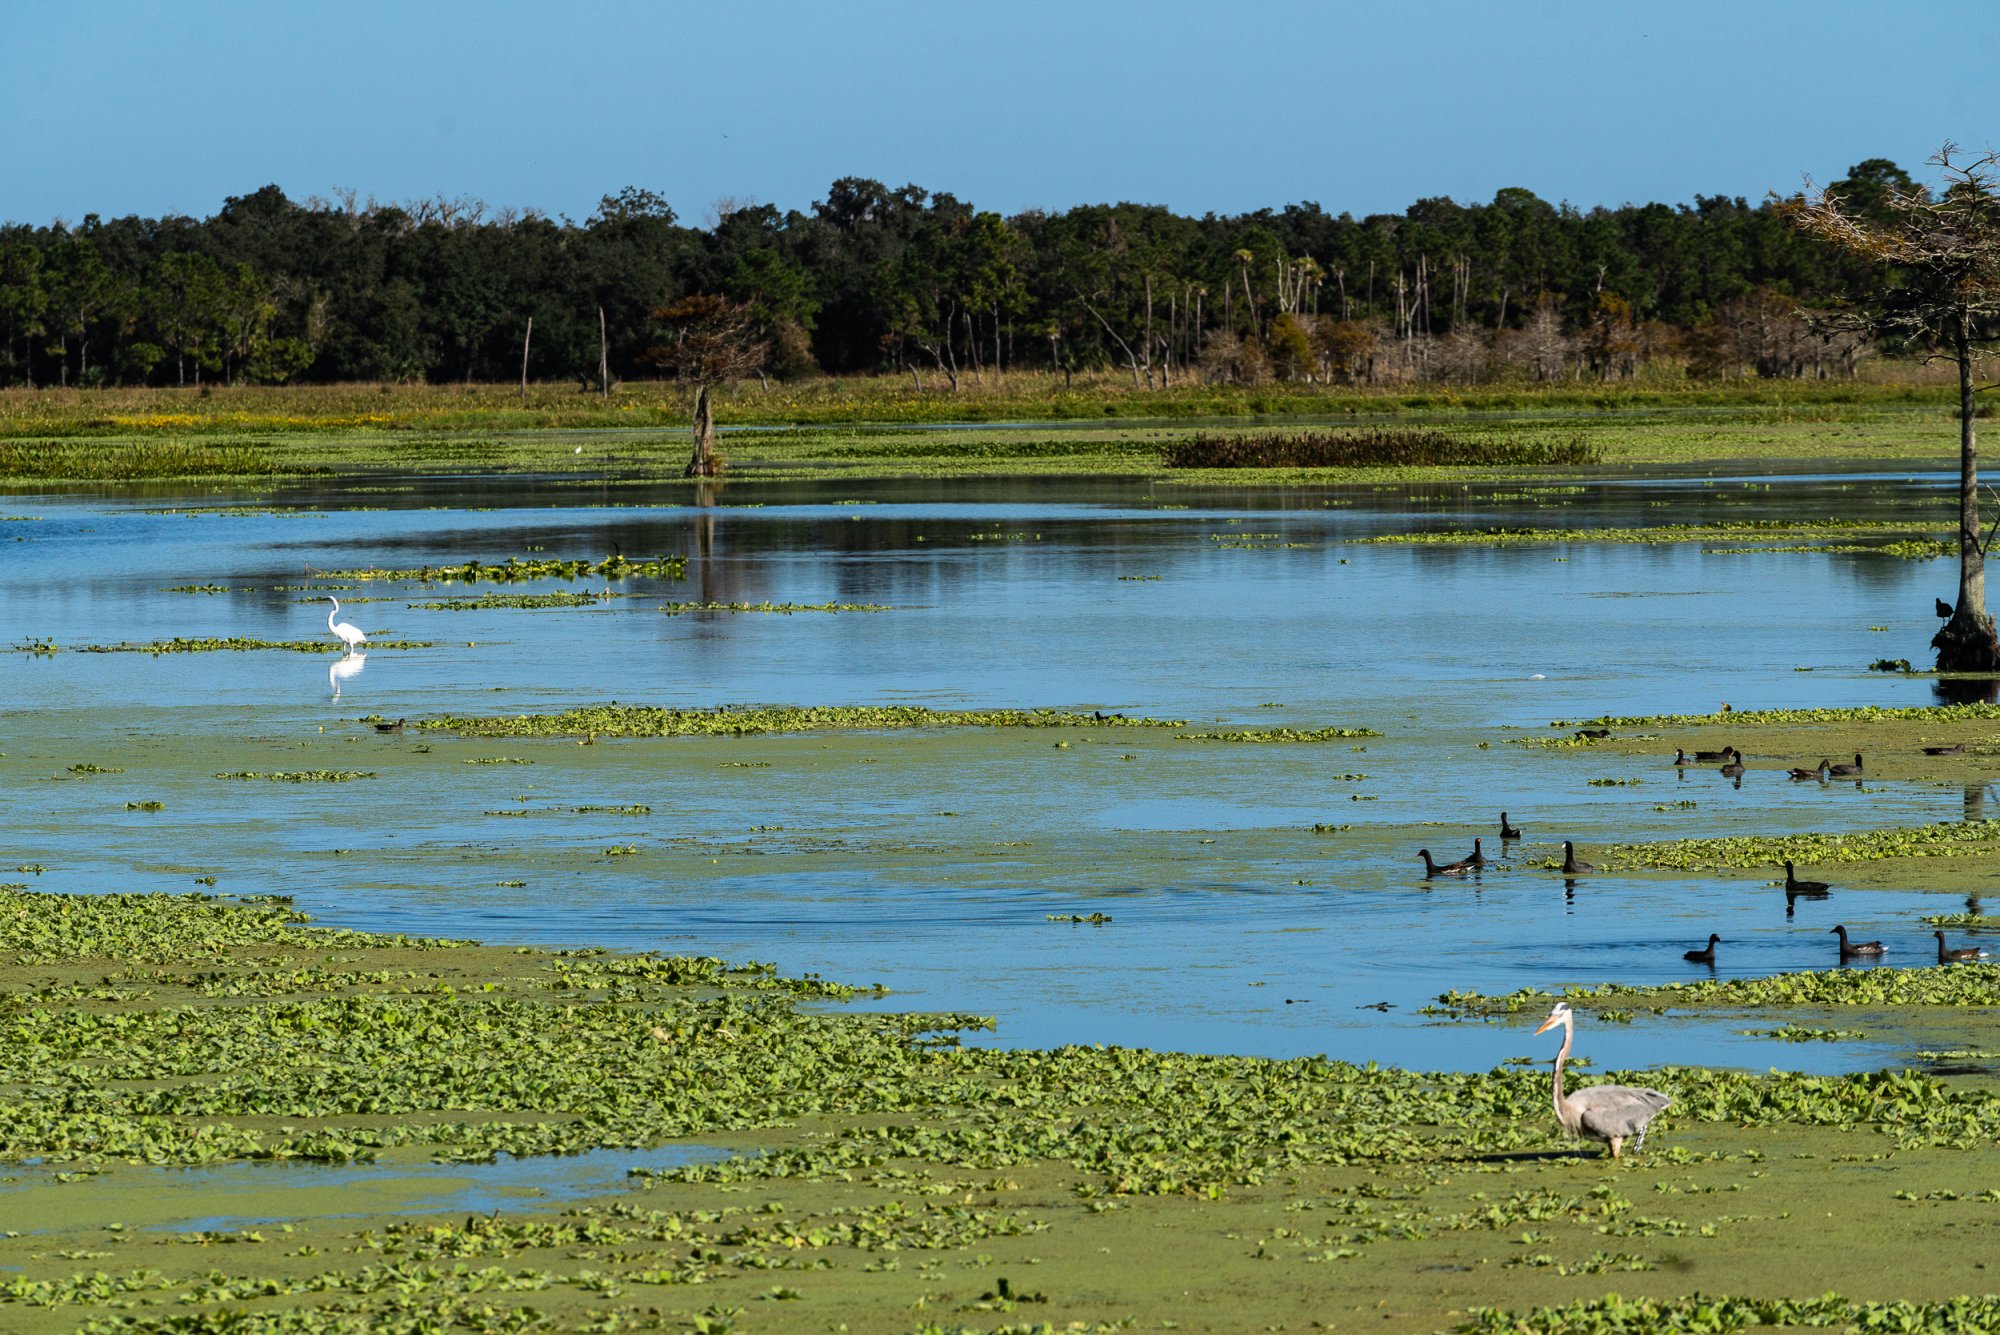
[1533,1002,1671,1159]
[326,596,366,650]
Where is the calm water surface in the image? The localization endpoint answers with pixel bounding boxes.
[0,466,1977,1074]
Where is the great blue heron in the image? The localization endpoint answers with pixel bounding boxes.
[1533,1001,1671,1159]
[326,596,366,650]
[1936,930,1987,963]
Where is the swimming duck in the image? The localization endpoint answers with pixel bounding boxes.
[1936,931,1987,963]
[1830,924,1884,958]
[1783,861,1830,897]
[1418,849,1473,878]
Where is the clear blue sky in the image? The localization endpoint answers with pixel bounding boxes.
[8,1,1996,228]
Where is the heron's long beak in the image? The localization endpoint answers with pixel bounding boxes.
[1532,1014,1561,1035]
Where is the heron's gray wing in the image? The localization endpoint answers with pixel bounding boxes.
[1570,1085,1671,1140]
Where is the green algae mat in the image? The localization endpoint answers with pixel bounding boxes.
[8,883,2000,1334]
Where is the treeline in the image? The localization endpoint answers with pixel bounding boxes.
[0,161,1918,391]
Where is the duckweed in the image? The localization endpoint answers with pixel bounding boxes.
[52,638,433,655]
[427,704,1185,739]
[213,771,377,783]
[321,554,686,584]
[1432,962,2000,1016]
[408,592,608,610]
[1529,820,2000,872]
[1173,726,1381,742]
[659,600,890,615]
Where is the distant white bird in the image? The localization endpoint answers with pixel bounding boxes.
[326,596,366,650]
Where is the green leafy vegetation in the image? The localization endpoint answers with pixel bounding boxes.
[320,554,686,584]
[1354,518,1947,550]
[213,770,377,783]
[1161,428,1598,468]
[658,600,890,614]
[1431,962,2000,1016]
[427,704,1185,739]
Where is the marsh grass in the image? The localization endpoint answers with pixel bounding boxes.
[0,438,294,479]
[1163,428,1598,468]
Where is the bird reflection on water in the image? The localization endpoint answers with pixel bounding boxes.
[328,650,366,699]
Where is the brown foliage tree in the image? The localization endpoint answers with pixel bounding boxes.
[1788,144,2000,669]
[641,294,768,477]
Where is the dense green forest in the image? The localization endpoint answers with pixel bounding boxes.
[0,161,1918,392]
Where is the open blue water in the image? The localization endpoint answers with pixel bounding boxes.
[0,465,1979,1075]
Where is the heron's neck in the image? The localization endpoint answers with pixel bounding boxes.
[1552,1020,1578,1131]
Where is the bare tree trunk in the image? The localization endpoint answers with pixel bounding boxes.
[1936,312,2000,671]
[683,382,722,477]
[598,305,610,398]
[520,317,532,400]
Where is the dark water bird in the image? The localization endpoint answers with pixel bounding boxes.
[1720,758,1746,778]
[1560,841,1593,874]
[1923,742,1966,756]
[1830,924,1885,958]
[325,596,366,650]
[1692,745,1737,763]
[1828,753,1864,777]
[1939,597,1956,618]
[1499,812,1522,840]
[1783,861,1831,897]
[1465,837,1490,868]
[1419,848,1473,878]
[1683,933,1721,964]
[1936,930,1988,963]
[1533,1002,1672,1159]
[1673,748,1695,766]
[1576,728,1611,740]
[1788,760,1831,781]
[373,718,405,734]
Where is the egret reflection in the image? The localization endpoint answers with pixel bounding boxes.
[328,650,366,699]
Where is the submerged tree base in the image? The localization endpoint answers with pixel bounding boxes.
[1932,611,2000,673]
